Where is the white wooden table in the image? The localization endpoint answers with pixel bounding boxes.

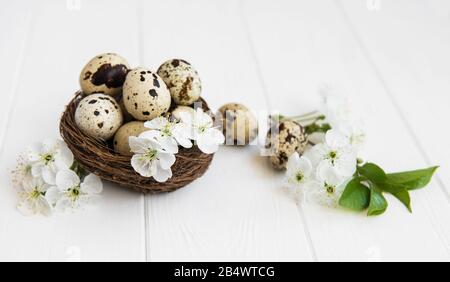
[0,0,449,262]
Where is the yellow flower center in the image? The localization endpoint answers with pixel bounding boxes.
[324,183,335,194]
[40,153,55,165]
[295,172,304,183]
[143,149,158,161]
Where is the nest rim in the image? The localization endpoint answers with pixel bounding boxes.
[60,91,214,193]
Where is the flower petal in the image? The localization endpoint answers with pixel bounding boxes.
[42,166,57,185]
[196,129,223,154]
[42,138,59,152]
[31,163,43,178]
[45,186,61,205]
[17,201,34,216]
[138,130,159,140]
[157,151,176,170]
[286,152,301,172]
[335,150,357,177]
[178,111,193,125]
[304,143,328,167]
[175,135,192,149]
[325,129,349,149]
[131,154,157,177]
[144,117,167,130]
[55,169,80,191]
[316,162,344,187]
[55,196,72,212]
[173,123,194,147]
[298,157,313,177]
[55,145,74,169]
[158,136,179,154]
[129,136,151,154]
[152,166,172,183]
[80,174,103,194]
[36,196,52,216]
[28,142,45,158]
[195,108,213,126]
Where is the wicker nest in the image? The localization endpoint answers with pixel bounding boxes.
[60,91,214,193]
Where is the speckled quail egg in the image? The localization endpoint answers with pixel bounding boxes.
[171,105,195,121]
[266,120,308,169]
[113,121,148,156]
[117,95,134,123]
[157,59,202,106]
[79,53,129,96]
[75,93,123,140]
[218,103,258,145]
[123,67,171,121]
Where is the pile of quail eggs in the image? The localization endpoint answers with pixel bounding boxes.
[75,52,296,171]
[75,53,202,156]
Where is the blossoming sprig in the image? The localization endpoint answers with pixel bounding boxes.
[27,139,74,185]
[46,169,103,212]
[12,139,103,216]
[339,163,438,215]
[178,107,225,154]
[270,111,331,136]
[286,130,357,208]
[283,85,439,216]
[17,177,52,216]
[143,116,192,154]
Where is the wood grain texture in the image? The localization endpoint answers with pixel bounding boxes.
[0,0,145,261]
[243,0,450,261]
[0,1,33,151]
[0,0,449,261]
[339,0,450,199]
[140,0,314,261]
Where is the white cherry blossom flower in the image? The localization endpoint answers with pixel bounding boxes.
[143,117,192,154]
[129,136,176,182]
[11,154,34,189]
[319,84,366,151]
[319,84,353,129]
[45,170,102,212]
[305,163,346,208]
[17,177,52,216]
[178,108,225,154]
[27,139,74,185]
[338,122,366,152]
[286,152,313,189]
[305,129,357,178]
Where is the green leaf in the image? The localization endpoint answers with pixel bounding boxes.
[367,184,388,216]
[377,181,407,194]
[357,163,386,184]
[339,177,370,211]
[392,189,412,213]
[386,166,439,190]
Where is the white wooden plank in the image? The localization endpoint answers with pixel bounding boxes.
[339,0,450,199]
[243,0,450,261]
[0,0,145,261]
[141,0,314,261]
[0,1,33,151]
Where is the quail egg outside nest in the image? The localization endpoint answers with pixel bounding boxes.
[218,103,258,145]
[266,120,308,169]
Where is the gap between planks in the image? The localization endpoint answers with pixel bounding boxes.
[136,0,151,262]
[0,2,36,158]
[335,0,450,204]
[238,0,319,261]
